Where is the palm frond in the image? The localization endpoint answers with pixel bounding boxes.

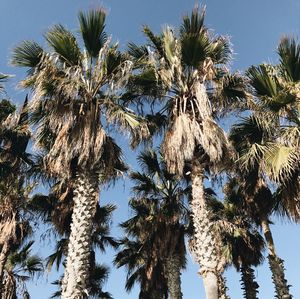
[278,36,300,82]
[45,25,81,66]
[143,26,164,57]
[246,64,280,98]
[0,73,12,94]
[263,143,299,182]
[127,42,148,61]
[46,238,67,272]
[180,5,206,37]
[11,40,43,70]
[78,9,107,58]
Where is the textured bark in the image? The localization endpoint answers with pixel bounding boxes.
[218,275,230,299]
[0,241,10,296]
[240,266,259,299]
[261,218,292,299]
[61,171,99,299]
[2,273,17,299]
[189,161,224,299]
[165,255,183,299]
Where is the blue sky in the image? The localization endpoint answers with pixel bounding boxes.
[1,0,300,298]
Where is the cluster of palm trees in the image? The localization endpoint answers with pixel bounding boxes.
[0,5,299,299]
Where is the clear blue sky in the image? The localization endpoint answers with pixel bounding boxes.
[1,1,300,298]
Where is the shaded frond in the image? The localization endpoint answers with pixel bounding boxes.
[78,9,107,58]
[11,40,43,70]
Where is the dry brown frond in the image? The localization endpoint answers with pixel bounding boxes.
[0,214,16,245]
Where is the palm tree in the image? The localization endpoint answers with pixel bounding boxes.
[203,186,265,299]
[221,179,265,299]
[230,116,292,298]
[115,237,168,299]
[115,149,189,299]
[12,9,149,298]
[0,97,31,295]
[2,241,43,299]
[245,38,300,218]
[125,7,247,298]
[29,187,118,298]
[51,263,112,299]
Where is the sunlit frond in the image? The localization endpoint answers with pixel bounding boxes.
[263,143,299,182]
[246,64,280,98]
[45,25,81,66]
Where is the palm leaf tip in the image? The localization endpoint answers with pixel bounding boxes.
[180,4,206,36]
[45,24,81,66]
[11,40,43,68]
[78,9,107,58]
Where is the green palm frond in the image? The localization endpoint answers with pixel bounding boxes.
[180,27,211,68]
[125,69,162,103]
[230,114,274,153]
[78,9,107,58]
[45,25,81,66]
[212,72,249,114]
[11,40,43,70]
[127,42,148,61]
[8,241,43,277]
[246,64,280,98]
[180,6,231,67]
[0,73,12,94]
[210,36,232,64]
[130,172,159,195]
[278,36,300,82]
[180,5,206,36]
[46,238,67,272]
[137,150,161,176]
[143,26,164,57]
[21,255,43,276]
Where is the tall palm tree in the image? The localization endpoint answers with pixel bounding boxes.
[230,116,292,298]
[115,237,168,299]
[221,179,265,299]
[0,97,31,295]
[115,149,189,299]
[125,7,247,298]
[51,263,112,299]
[204,187,265,299]
[245,38,300,218]
[1,241,43,299]
[12,9,148,298]
[29,187,118,298]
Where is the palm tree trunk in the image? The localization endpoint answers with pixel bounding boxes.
[189,160,222,299]
[2,273,17,299]
[0,241,10,295]
[165,254,183,299]
[61,171,99,299]
[261,217,292,299]
[218,274,230,299]
[240,265,259,299]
